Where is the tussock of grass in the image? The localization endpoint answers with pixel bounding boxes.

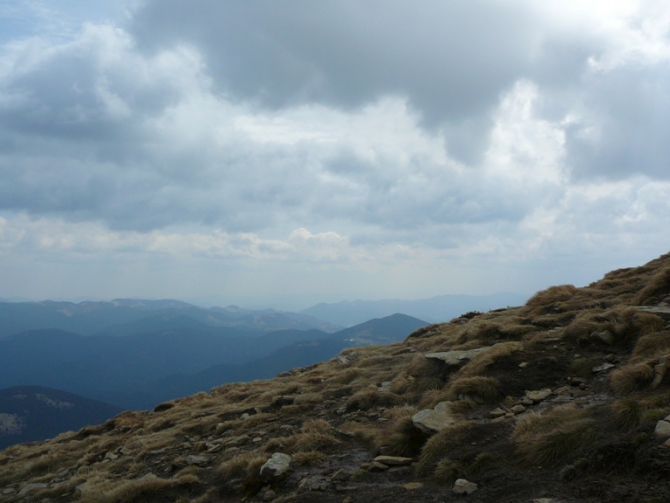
[375,406,427,457]
[443,376,503,403]
[457,342,522,377]
[610,362,655,395]
[79,474,200,503]
[512,405,595,466]
[525,285,579,314]
[612,398,643,429]
[218,452,269,482]
[345,388,400,411]
[633,267,670,305]
[292,450,326,467]
[434,458,465,484]
[633,331,670,359]
[416,422,473,475]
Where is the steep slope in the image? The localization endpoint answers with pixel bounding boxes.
[3,253,670,503]
[0,386,122,449]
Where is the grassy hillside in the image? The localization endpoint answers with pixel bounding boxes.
[2,253,670,502]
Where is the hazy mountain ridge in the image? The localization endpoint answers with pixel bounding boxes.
[3,253,670,502]
[300,292,528,326]
[0,314,428,411]
[0,299,343,339]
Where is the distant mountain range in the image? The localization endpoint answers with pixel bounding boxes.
[300,292,528,326]
[0,385,122,449]
[0,313,428,411]
[0,299,342,339]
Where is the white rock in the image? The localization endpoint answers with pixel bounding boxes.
[655,420,670,438]
[453,478,478,495]
[260,452,292,478]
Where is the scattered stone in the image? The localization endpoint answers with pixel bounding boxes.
[655,420,670,438]
[519,397,534,406]
[490,408,506,418]
[593,363,615,373]
[240,413,251,420]
[18,483,48,496]
[663,438,670,449]
[331,469,350,481]
[253,437,263,443]
[186,454,209,466]
[206,442,222,453]
[403,482,424,490]
[261,453,292,478]
[518,362,529,368]
[511,405,526,414]
[263,489,277,501]
[373,455,414,466]
[491,416,507,423]
[343,498,353,503]
[524,389,552,403]
[425,346,492,366]
[104,451,118,461]
[225,434,249,447]
[653,355,670,389]
[453,478,478,495]
[299,475,330,491]
[336,352,359,365]
[505,412,515,418]
[591,330,614,345]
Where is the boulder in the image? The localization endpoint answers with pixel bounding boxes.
[260,453,292,478]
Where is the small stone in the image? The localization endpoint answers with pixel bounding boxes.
[525,389,552,403]
[490,408,506,418]
[453,478,478,495]
[331,469,350,481]
[263,489,277,501]
[592,363,615,373]
[518,362,529,368]
[225,434,249,447]
[186,454,210,466]
[403,482,424,490]
[591,330,614,345]
[519,397,534,406]
[373,455,415,466]
[491,416,506,423]
[655,420,670,438]
[240,413,251,420]
[343,498,353,503]
[511,405,525,414]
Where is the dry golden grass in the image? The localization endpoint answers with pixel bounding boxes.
[442,376,503,403]
[633,266,670,305]
[218,451,268,482]
[79,474,200,503]
[512,405,596,466]
[456,341,522,377]
[610,362,656,395]
[345,388,400,411]
[374,406,426,457]
[632,331,670,359]
[292,450,326,467]
[525,285,579,315]
[415,422,473,475]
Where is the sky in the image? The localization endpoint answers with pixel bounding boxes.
[1,0,670,310]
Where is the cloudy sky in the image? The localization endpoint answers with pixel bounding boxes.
[1,0,669,309]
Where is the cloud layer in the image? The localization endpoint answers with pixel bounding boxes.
[1,0,670,306]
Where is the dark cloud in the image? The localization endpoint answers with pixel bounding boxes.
[565,63,670,180]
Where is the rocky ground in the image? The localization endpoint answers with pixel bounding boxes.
[3,252,670,503]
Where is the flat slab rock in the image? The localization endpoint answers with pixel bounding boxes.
[373,455,414,466]
[425,346,492,366]
[412,403,459,434]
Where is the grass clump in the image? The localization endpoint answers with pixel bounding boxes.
[375,406,427,457]
[416,422,473,476]
[610,362,655,395]
[345,388,399,411]
[457,342,522,377]
[512,404,596,466]
[443,376,503,403]
[633,331,670,359]
[434,458,465,484]
[292,451,326,467]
